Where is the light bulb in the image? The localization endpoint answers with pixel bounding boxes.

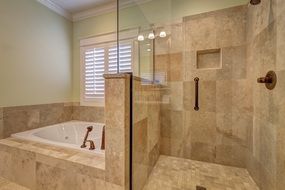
[148,32,155,40]
[138,35,144,41]
[159,31,167,38]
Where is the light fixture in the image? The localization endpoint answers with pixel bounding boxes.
[159,31,167,38]
[138,35,144,41]
[147,48,151,52]
[148,32,155,40]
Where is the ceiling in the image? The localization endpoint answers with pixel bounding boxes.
[52,0,116,13]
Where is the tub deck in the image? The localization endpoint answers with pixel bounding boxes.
[0,137,106,190]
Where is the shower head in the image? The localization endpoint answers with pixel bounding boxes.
[250,0,261,5]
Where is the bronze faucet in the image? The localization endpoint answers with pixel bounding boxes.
[101,125,105,150]
[86,140,95,150]
[81,126,95,150]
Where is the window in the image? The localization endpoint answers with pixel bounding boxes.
[80,37,133,106]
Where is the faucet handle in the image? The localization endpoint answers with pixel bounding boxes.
[87,126,93,131]
[257,71,277,90]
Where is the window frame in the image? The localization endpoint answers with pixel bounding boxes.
[79,31,138,107]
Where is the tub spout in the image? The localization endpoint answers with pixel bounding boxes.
[86,140,95,150]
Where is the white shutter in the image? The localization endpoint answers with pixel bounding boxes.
[108,45,118,74]
[81,41,133,105]
[83,47,105,99]
[119,42,132,73]
[107,42,133,74]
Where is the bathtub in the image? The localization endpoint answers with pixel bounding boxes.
[11,121,105,155]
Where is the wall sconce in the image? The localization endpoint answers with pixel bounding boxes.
[148,32,155,40]
[159,31,167,38]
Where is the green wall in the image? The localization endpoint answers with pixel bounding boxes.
[72,12,117,102]
[0,0,73,107]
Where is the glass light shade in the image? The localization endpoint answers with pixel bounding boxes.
[148,32,155,39]
[138,35,144,41]
[159,31,167,38]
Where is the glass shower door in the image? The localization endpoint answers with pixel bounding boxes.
[118,0,285,190]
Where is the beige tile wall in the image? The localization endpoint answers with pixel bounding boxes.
[72,104,105,123]
[274,1,285,189]
[246,0,285,189]
[155,2,285,190]
[132,78,161,190]
[104,74,131,190]
[0,107,3,139]
[0,103,104,139]
[0,137,123,190]
[158,5,249,168]
[1,103,73,138]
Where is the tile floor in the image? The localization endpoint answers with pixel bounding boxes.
[143,155,259,190]
[0,177,29,190]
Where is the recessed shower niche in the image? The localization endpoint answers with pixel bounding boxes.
[196,48,222,69]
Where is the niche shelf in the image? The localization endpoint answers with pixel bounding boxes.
[196,48,222,69]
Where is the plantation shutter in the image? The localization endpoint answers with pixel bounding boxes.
[108,45,118,74]
[83,41,133,101]
[118,42,132,73]
[107,42,132,74]
[83,47,105,99]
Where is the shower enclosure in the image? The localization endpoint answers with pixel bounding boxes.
[118,0,285,189]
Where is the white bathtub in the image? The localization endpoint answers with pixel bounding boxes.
[11,121,105,155]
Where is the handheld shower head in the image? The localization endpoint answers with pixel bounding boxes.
[250,0,261,5]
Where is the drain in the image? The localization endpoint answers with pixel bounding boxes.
[196,186,207,190]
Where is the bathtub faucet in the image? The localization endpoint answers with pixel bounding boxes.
[86,140,95,150]
[81,126,95,150]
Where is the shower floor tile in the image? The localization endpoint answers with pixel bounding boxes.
[143,155,259,190]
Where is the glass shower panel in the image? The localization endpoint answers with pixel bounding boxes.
[118,2,155,190]
[118,0,285,190]
[118,0,154,79]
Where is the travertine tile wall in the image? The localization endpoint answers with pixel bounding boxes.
[246,0,285,189]
[0,108,3,139]
[104,74,131,190]
[0,103,104,139]
[0,103,73,138]
[156,2,285,189]
[158,6,249,168]
[276,1,285,189]
[0,138,108,190]
[72,104,105,123]
[133,78,161,190]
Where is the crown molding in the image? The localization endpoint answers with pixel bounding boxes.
[37,0,72,20]
[72,2,116,22]
[73,0,154,22]
[38,0,153,22]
